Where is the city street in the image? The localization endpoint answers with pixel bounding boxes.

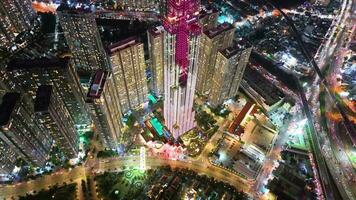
[0,1,354,200]
[0,125,251,199]
[299,0,356,198]
[0,154,250,199]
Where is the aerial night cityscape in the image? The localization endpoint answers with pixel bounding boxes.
[0,0,355,199]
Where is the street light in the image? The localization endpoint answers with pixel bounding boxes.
[266,0,355,136]
[258,0,349,199]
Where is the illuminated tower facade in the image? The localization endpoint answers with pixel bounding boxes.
[0,93,52,168]
[34,85,78,158]
[163,0,201,139]
[6,57,91,126]
[108,37,148,114]
[0,0,36,47]
[210,47,252,107]
[0,137,19,174]
[86,70,123,150]
[58,10,110,72]
[122,0,160,11]
[196,22,234,95]
[148,26,165,96]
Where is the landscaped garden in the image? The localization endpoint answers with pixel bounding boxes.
[180,129,208,157]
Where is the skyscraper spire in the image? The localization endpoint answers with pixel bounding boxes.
[163,0,201,85]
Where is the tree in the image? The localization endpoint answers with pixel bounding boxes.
[195,110,216,130]
[232,94,240,102]
[126,114,137,128]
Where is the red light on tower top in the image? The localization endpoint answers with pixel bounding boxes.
[163,0,201,73]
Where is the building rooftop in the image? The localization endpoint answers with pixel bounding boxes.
[204,22,234,39]
[219,40,252,58]
[148,26,164,37]
[0,93,20,126]
[57,4,92,14]
[107,36,140,55]
[87,70,108,99]
[244,66,285,106]
[220,46,241,59]
[199,6,219,19]
[34,85,52,113]
[6,57,70,71]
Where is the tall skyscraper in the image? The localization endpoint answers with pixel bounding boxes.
[34,85,78,158]
[210,47,252,107]
[162,0,202,139]
[0,0,36,47]
[0,93,52,168]
[58,9,110,72]
[196,22,235,94]
[101,74,124,144]
[86,70,123,149]
[148,26,165,96]
[108,37,148,114]
[6,57,91,126]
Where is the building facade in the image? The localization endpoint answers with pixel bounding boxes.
[101,74,124,145]
[86,70,123,149]
[162,0,202,139]
[6,57,91,127]
[108,37,148,114]
[210,47,252,107]
[0,93,52,168]
[0,136,19,174]
[121,0,160,11]
[196,22,235,94]
[0,0,36,47]
[34,85,78,158]
[148,26,165,96]
[58,9,110,72]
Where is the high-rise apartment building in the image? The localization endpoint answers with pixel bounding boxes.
[122,0,160,11]
[86,70,123,149]
[34,85,78,158]
[0,136,19,174]
[58,9,110,72]
[6,57,90,126]
[148,26,165,96]
[199,6,219,31]
[0,93,52,168]
[108,37,148,114]
[162,0,201,139]
[196,22,235,94]
[101,74,124,144]
[210,47,252,107]
[0,0,36,47]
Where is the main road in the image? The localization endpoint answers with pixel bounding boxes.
[0,153,250,199]
[303,0,356,198]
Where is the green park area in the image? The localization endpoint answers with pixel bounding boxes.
[95,168,154,200]
[209,104,231,118]
[95,167,248,200]
[195,110,217,131]
[349,151,356,168]
[19,183,77,200]
[97,149,118,158]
